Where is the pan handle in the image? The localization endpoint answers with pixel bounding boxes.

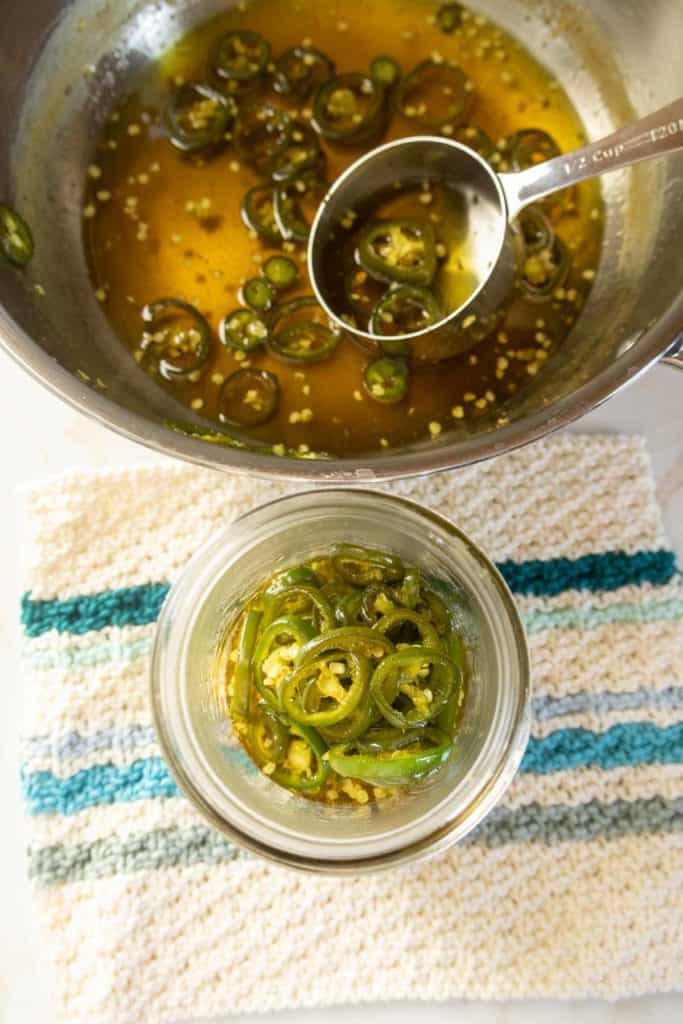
[501,96,683,219]
[662,334,683,370]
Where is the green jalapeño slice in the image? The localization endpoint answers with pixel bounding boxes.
[219,308,269,351]
[218,368,280,427]
[210,30,271,90]
[397,59,472,133]
[370,285,443,337]
[0,204,34,267]
[269,297,342,364]
[166,83,235,154]
[312,72,387,146]
[219,545,468,803]
[357,218,437,287]
[241,185,283,244]
[363,356,409,404]
[273,46,335,99]
[327,726,452,785]
[140,299,211,382]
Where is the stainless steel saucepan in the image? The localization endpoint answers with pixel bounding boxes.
[0,0,681,482]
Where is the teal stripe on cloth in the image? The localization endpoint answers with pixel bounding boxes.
[21,584,170,639]
[26,795,683,886]
[21,722,683,816]
[22,758,179,815]
[496,549,676,597]
[20,548,678,638]
[21,595,683,674]
[521,722,683,773]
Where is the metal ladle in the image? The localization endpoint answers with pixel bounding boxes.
[308,96,683,363]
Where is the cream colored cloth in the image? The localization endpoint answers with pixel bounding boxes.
[19,435,683,1022]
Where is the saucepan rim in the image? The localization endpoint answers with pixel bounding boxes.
[0,299,680,481]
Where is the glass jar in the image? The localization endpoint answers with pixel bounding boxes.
[151,489,530,873]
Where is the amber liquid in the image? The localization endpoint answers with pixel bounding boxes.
[321,182,483,336]
[85,0,603,455]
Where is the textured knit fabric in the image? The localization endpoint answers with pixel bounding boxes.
[19,435,683,1023]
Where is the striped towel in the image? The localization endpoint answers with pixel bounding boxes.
[20,435,683,1023]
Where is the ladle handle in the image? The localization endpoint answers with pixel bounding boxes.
[500,96,683,219]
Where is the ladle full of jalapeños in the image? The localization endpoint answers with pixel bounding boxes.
[308,95,683,359]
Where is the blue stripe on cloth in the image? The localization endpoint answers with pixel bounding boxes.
[21,726,158,764]
[25,797,683,885]
[20,549,678,638]
[532,686,683,721]
[21,722,683,816]
[21,686,683,768]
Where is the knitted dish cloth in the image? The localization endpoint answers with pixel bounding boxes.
[19,434,683,1024]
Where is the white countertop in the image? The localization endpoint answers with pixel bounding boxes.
[0,350,681,1023]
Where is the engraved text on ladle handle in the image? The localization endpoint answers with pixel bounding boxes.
[499,96,683,220]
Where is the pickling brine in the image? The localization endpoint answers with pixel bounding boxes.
[84,0,603,456]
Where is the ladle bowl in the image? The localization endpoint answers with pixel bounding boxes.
[309,97,683,363]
